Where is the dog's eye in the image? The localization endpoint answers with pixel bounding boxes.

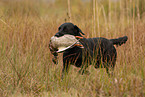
[58,27,61,30]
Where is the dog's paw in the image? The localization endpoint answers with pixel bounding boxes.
[79,70,90,75]
[84,70,90,75]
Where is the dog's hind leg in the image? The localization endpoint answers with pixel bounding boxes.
[104,55,116,76]
[102,45,117,76]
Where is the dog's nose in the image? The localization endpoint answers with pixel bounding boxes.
[55,33,63,37]
[55,33,60,37]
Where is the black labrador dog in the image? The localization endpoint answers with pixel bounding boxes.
[52,22,128,77]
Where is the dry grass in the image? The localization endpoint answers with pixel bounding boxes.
[0,0,145,97]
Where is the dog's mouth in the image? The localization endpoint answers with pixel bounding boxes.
[49,34,84,53]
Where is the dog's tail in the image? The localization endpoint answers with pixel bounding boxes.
[110,36,128,46]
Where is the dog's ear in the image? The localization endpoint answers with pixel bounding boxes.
[74,25,85,35]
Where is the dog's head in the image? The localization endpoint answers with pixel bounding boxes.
[55,23,85,37]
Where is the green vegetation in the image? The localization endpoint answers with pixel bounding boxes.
[0,0,145,96]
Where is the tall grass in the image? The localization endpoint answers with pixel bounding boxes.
[0,0,145,96]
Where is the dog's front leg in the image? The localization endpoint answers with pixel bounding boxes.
[61,59,70,79]
[79,57,90,75]
[79,64,89,75]
[78,45,92,75]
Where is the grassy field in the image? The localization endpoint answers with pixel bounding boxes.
[0,0,145,96]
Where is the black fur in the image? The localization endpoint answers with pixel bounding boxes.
[54,23,128,77]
